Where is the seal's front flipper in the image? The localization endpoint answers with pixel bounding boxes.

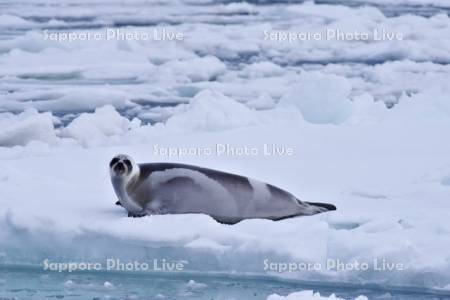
[211,214,242,225]
[115,200,122,206]
[128,211,147,218]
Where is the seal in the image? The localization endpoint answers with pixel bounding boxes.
[110,154,336,224]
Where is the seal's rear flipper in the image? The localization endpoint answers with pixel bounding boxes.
[305,201,336,211]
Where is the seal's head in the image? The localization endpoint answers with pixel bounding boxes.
[110,154,143,213]
[109,154,139,180]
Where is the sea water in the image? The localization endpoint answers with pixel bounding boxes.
[1,265,450,300]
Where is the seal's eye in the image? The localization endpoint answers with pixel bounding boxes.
[123,159,133,172]
[110,157,120,168]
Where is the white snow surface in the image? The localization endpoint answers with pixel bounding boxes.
[1,0,450,295]
[1,94,450,290]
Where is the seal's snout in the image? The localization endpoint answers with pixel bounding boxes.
[114,162,126,174]
[110,154,135,176]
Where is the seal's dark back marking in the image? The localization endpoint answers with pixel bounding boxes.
[139,163,253,194]
[267,183,296,202]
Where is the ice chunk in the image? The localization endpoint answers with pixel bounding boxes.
[246,92,277,110]
[279,73,353,125]
[353,0,450,8]
[185,237,231,252]
[0,32,63,53]
[268,291,368,300]
[0,109,57,147]
[346,94,388,125]
[160,56,226,82]
[64,280,75,288]
[218,2,257,15]
[267,290,344,300]
[61,105,141,147]
[185,280,207,289]
[242,62,284,78]
[165,90,260,132]
[0,14,35,28]
[63,279,116,291]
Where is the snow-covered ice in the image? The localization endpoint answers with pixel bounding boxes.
[1,95,450,291]
[1,0,450,298]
